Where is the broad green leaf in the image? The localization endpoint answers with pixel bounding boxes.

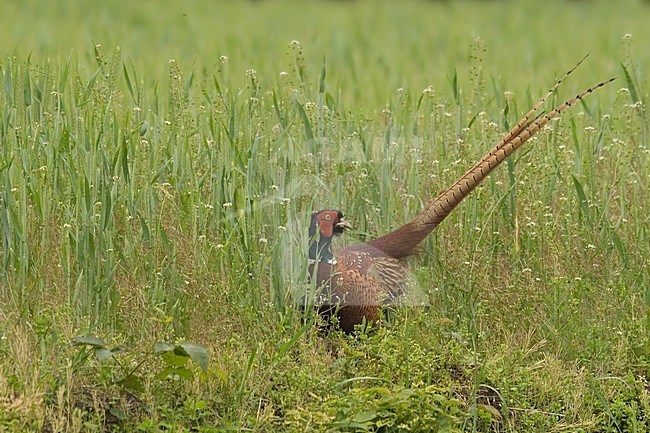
[156,366,193,381]
[153,341,174,354]
[162,350,189,367]
[94,347,115,362]
[156,366,175,380]
[174,366,194,381]
[73,336,106,348]
[178,343,209,372]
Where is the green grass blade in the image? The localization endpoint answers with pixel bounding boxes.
[620,63,640,105]
[572,174,592,227]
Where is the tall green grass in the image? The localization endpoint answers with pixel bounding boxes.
[1,1,649,432]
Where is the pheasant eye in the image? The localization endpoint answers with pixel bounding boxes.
[324,214,332,221]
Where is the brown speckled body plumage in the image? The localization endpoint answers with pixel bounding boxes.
[307,58,613,333]
[310,243,407,331]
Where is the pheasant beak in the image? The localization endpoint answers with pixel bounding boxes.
[335,219,352,230]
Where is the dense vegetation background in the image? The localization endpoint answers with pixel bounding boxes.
[1,0,648,431]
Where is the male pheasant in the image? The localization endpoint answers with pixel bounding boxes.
[308,58,614,333]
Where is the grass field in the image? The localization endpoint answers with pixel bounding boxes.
[1,0,649,431]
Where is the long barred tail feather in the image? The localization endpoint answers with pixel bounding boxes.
[458,54,592,178]
[416,77,616,228]
[369,58,614,258]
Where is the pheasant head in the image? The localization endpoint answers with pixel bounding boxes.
[308,210,352,264]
